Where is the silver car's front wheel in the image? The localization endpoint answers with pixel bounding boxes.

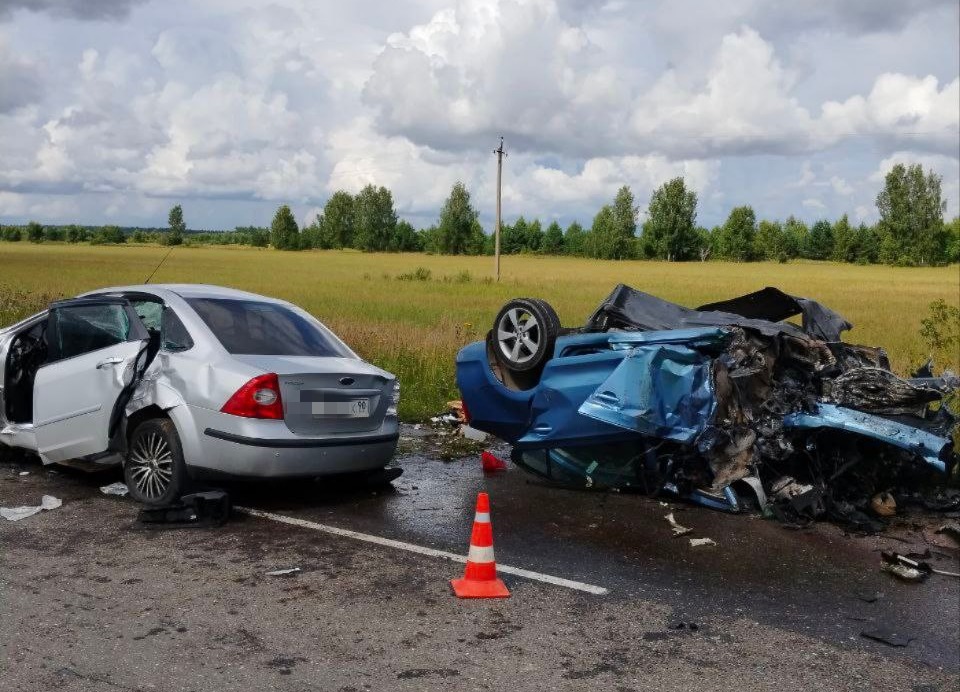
[125,418,187,505]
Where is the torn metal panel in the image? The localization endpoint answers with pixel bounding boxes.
[578,344,717,444]
[782,403,954,473]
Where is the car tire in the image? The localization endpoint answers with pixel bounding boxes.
[492,298,559,373]
[124,417,189,506]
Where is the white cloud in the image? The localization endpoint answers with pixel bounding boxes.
[0,0,957,228]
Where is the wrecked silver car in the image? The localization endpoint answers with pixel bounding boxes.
[456,285,957,526]
[0,284,400,505]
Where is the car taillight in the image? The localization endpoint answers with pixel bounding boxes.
[221,373,284,419]
[461,399,471,424]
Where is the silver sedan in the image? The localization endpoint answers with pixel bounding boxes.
[0,284,399,504]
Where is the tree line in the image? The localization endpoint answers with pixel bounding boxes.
[2,164,957,266]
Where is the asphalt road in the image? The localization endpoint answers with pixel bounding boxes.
[2,431,958,691]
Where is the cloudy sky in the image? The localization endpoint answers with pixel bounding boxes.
[0,0,957,231]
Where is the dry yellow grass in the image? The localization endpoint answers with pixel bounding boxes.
[1,243,957,419]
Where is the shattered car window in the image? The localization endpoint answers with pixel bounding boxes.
[186,298,350,357]
[50,304,130,362]
[160,308,193,351]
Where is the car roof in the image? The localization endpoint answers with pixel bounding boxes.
[82,283,280,303]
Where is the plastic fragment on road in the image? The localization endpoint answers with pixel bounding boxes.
[861,627,914,647]
[880,552,930,582]
[266,567,301,577]
[18,471,29,476]
[689,537,716,548]
[462,426,488,442]
[481,451,507,472]
[1,495,62,521]
[100,482,129,496]
[137,490,231,528]
[665,513,693,537]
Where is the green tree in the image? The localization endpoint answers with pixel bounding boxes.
[720,206,756,261]
[65,224,87,243]
[436,182,479,255]
[300,214,325,249]
[501,217,527,254]
[608,185,638,259]
[643,177,699,261]
[563,221,586,256]
[270,205,300,250]
[353,185,397,252]
[947,217,960,264]
[876,163,948,265]
[831,214,855,262]
[26,221,44,243]
[43,226,64,241]
[753,220,785,261]
[803,219,834,260]
[322,191,354,249]
[524,219,543,252]
[541,221,564,254]
[92,225,126,244]
[167,204,186,246]
[782,216,808,258]
[1,226,22,241]
[850,223,879,264]
[585,205,620,259]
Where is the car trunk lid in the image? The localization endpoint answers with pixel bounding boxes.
[232,355,394,435]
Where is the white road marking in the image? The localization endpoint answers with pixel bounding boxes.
[235,506,609,596]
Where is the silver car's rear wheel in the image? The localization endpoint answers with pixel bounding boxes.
[125,418,187,506]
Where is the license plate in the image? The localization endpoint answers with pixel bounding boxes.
[311,399,369,418]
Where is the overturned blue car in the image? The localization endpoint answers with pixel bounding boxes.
[456,285,958,523]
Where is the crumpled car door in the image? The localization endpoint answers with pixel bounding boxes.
[33,298,148,464]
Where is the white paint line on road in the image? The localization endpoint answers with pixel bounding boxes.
[235,506,609,596]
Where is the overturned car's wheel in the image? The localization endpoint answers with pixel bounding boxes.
[493,298,559,373]
[124,418,188,506]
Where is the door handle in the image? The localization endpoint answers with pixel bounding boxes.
[96,357,124,369]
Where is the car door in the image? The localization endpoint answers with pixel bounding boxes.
[32,298,149,463]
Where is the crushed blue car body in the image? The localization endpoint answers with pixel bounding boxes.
[456,285,958,521]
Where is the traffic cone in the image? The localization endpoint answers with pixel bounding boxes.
[451,492,510,598]
[481,451,507,472]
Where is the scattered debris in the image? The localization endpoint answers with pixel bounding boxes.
[689,537,717,548]
[880,552,930,582]
[137,490,230,528]
[870,491,896,517]
[670,621,700,631]
[1,494,61,521]
[936,523,960,544]
[481,451,507,472]
[861,627,914,647]
[665,513,693,537]
[265,568,301,577]
[18,471,29,476]
[461,426,488,442]
[855,591,882,603]
[100,482,129,496]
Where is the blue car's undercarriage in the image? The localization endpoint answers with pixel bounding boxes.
[457,286,958,529]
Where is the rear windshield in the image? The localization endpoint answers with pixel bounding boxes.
[186,298,350,357]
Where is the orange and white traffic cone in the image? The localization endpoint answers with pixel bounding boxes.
[451,492,510,598]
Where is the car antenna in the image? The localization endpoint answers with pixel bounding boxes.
[144,245,175,284]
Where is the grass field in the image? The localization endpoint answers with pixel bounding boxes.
[1,243,957,420]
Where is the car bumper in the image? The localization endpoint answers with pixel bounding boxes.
[181,405,399,478]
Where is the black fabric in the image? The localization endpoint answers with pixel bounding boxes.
[585,284,852,342]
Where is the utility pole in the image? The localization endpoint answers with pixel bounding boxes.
[493,136,506,281]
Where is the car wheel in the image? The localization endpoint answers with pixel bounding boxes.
[493,298,559,373]
[124,418,188,506]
